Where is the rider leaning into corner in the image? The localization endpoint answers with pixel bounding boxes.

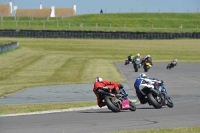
[128,54,135,62]
[93,77,124,108]
[170,59,178,65]
[134,73,168,104]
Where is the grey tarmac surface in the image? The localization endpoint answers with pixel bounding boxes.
[0,83,135,105]
[1,62,200,133]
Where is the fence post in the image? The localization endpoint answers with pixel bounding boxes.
[96,23,98,29]
[179,24,183,31]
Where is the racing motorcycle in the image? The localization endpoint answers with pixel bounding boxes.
[96,86,136,112]
[143,60,151,72]
[133,57,141,72]
[125,56,132,65]
[139,80,173,109]
[167,61,177,69]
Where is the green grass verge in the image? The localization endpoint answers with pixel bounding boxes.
[108,127,200,133]
[1,13,200,32]
[0,40,13,46]
[0,38,200,115]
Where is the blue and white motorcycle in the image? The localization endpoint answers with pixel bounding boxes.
[139,80,173,109]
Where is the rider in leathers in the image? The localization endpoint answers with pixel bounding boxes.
[93,77,123,108]
[134,73,167,104]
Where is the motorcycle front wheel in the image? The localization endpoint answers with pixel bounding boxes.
[129,101,136,111]
[104,96,121,112]
[166,96,174,108]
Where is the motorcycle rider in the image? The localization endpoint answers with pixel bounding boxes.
[141,55,153,66]
[132,53,141,62]
[132,53,142,68]
[171,59,178,66]
[134,73,167,104]
[93,77,123,108]
[128,54,134,62]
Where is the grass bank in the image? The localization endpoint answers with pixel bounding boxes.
[0,38,199,115]
[0,38,199,98]
[1,13,200,32]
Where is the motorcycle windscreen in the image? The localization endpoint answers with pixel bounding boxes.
[122,99,130,109]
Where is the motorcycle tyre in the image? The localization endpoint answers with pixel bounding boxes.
[144,66,148,72]
[134,64,138,72]
[104,96,121,112]
[166,96,174,108]
[125,60,128,65]
[147,93,162,109]
[129,101,136,111]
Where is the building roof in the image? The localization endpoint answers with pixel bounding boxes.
[55,8,75,17]
[0,4,10,16]
[15,8,51,17]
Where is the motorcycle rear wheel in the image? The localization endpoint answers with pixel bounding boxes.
[104,96,121,112]
[147,93,162,109]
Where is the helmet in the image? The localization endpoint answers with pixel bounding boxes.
[147,55,150,57]
[138,73,148,78]
[95,77,103,82]
[137,53,140,56]
[175,59,177,61]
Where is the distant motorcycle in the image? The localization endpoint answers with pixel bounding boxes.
[139,80,173,109]
[133,57,141,72]
[143,60,151,72]
[125,56,132,65]
[96,86,136,112]
[167,61,177,69]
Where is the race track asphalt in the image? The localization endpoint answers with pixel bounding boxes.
[1,62,200,133]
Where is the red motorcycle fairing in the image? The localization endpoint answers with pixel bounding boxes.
[94,82,115,90]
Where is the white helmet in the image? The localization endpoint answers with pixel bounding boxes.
[175,59,177,61]
[147,55,150,57]
[138,73,148,78]
[95,77,103,82]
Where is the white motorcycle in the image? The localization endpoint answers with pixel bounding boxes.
[139,79,173,109]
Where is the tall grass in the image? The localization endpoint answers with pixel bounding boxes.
[1,13,200,32]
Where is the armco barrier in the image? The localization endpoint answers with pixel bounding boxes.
[0,42,18,53]
[0,30,200,39]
